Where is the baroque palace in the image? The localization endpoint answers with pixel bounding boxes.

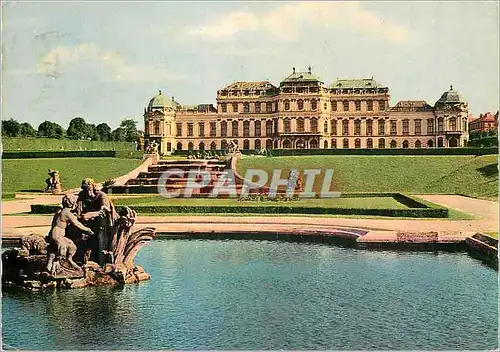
[143,67,469,154]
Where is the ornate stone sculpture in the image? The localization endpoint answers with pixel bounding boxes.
[44,169,62,194]
[227,140,240,154]
[2,183,156,291]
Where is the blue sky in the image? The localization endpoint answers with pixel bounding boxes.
[2,1,499,129]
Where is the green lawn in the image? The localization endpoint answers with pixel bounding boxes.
[113,196,407,209]
[1,157,142,195]
[237,155,498,200]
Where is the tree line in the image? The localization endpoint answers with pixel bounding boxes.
[1,117,141,142]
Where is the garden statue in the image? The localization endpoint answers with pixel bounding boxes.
[287,170,304,195]
[2,181,156,291]
[227,140,240,154]
[44,169,62,194]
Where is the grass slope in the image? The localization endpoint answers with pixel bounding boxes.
[1,157,142,196]
[237,155,498,200]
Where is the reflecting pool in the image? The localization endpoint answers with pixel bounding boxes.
[2,240,498,350]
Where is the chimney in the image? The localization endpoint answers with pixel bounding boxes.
[293,67,295,74]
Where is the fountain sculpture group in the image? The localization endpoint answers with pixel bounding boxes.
[2,179,156,291]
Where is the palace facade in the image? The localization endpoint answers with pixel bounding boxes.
[143,68,469,154]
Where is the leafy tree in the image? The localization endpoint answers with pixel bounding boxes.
[19,122,37,137]
[111,127,127,141]
[38,121,64,139]
[86,123,100,141]
[1,118,21,137]
[67,117,88,140]
[96,123,112,141]
[120,118,139,142]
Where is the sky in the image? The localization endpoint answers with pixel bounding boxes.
[2,1,499,130]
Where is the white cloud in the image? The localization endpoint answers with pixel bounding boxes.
[187,2,409,43]
[36,43,183,82]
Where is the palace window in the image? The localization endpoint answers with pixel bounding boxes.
[379,100,385,111]
[367,138,373,149]
[188,142,194,150]
[390,140,397,148]
[243,139,250,150]
[198,122,205,137]
[343,100,349,111]
[210,141,217,150]
[355,101,361,111]
[154,121,160,135]
[379,138,385,148]
[297,118,304,132]
[331,120,337,135]
[177,142,183,151]
[403,140,409,149]
[438,137,444,147]
[367,100,373,111]
[255,121,261,136]
[450,117,457,131]
[438,118,444,133]
[311,100,317,111]
[378,119,385,136]
[243,121,250,137]
[390,120,397,135]
[255,139,261,149]
[297,100,304,111]
[332,139,337,148]
[342,120,349,136]
[310,119,318,132]
[324,121,328,133]
[354,120,361,135]
[255,102,261,113]
[415,140,421,148]
[176,123,182,137]
[284,100,290,111]
[232,121,239,137]
[187,123,194,137]
[332,101,338,111]
[221,140,228,150]
[221,103,227,113]
[427,119,434,134]
[210,122,216,137]
[343,138,349,148]
[402,120,409,135]
[366,120,373,136]
[199,142,205,151]
[284,119,291,133]
[266,102,273,112]
[221,121,227,137]
[244,103,250,113]
[415,120,421,135]
[266,120,273,136]
[355,138,361,149]
[232,103,238,113]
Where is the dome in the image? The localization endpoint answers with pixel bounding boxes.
[148,90,176,109]
[435,85,465,108]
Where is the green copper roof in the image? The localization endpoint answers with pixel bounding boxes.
[435,85,465,107]
[330,78,385,89]
[148,90,177,109]
[281,67,322,83]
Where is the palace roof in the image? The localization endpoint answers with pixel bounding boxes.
[281,67,322,84]
[330,78,386,89]
[221,81,276,91]
[148,90,179,109]
[390,100,433,112]
[435,85,465,108]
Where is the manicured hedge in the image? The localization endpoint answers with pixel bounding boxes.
[2,150,143,159]
[267,147,498,156]
[2,137,136,151]
[467,137,499,147]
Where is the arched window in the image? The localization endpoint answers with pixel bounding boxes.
[355,138,361,149]
[243,121,250,137]
[427,139,434,148]
[342,120,349,136]
[438,137,444,147]
[284,119,291,133]
[402,140,409,149]
[324,121,328,133]
[297,118,304,132]
[254,120,261,137]
[284,100,290,111]
[378,120,385,135]
[176,142,183,151]
[265,139,273,149]
[232,121,239,137]
[254,139,261,150]
[221,140,228,150]
[331,139,337,148]
[199,142,205,151]
[343,138,349,149]
[297,99,304,110]
[283,140,292,148]
[367,138,373,149]
[449,137,458,148]
[154,121,160,134]
[331,120,337,135]
[221,103,227,113]
[450,117,457,131]
[379,138,385,149]
[221,121,227,137]
[266,120,273,136]
[188,142,194,150]
[390,140,397,148]
[310,118,318,132]
[210,141,217,150]
[310,139,318,149]
[311,99,317,111]
[415,140,421,148]
[243,139,250,150]
[324,140,328,149]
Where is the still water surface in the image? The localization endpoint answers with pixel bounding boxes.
[2,240,498,350]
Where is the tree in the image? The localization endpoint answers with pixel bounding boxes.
[96,123,112,141]
[19,122,37,137]
[1,118,21,137]
[86,123,100,141]
[67,117,88,140]
[111,127,127,141]
[120,118,139,142]
[38,121,65,139]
